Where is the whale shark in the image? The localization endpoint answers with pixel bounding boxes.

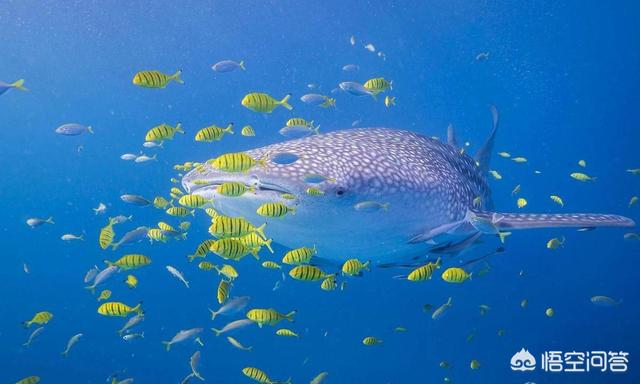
[182,108,634,264]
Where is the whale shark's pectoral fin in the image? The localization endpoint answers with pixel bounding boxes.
[472,211,635,230]
[408,220,466,244]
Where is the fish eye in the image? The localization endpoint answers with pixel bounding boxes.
[335,187,346,196]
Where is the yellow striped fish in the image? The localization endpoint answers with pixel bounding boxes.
[362,336,383,345]
[170,187,184,196]
[216,182,255,197]
[441,267,471,283]
[97,302,143,317]
[305,187,325,196]
[217,279,231,304]
[282,245,316,265]
[407,258,441,281]
[341,259,370,276]
[198,261,216,271]
[205,207,220,219]
[240,233,274,253]
[256,202,296,218]
[157,221,177,233]
[363,77,392,95]
[99,220,116,250]
[261,261,281,269]
[153,196,172,209]
[320,275,337,291]
[195,123,234,142]
[147,228,168,242]
[16,376,40,384]
[570,172,597,182]
[241,92,293,113]
[286,117,314,127]
[246,308,296,327]
[550,195,564,207]
[207,152,266,173]
[214,264,239,280]
[178,194,212,208]
[242,367,290,384]
[289,265,332,281]
[104,254,151,270]
[145,123,184,142]
[275,328,299,337]
[98,289,112,301]
[209,238,258,260]
[241,125,255,137]
[166,206,194,217]
[124,274,138,289]
[209,216,266,239]
[132,69,183,88]
[188,239,216,262]
[22,311,53,327]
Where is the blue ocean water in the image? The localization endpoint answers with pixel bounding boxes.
[2,1,639,383]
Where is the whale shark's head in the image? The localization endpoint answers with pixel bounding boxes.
[182,128,484,263]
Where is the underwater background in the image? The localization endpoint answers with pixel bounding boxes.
[2,0,639,383]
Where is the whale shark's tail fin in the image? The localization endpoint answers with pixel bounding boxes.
[474,105,499,175]
[473,211,635,231]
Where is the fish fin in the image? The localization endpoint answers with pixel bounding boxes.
[255,223,267,240]
[208,308,218,320]
[84,286,96,294]
[175,123,184,134]
[279,94,293,110]
[162,341,171,351]
[46,217,55,224]
[474,105,499,175]
[87,126,94,134]
[211,328,222,336]
[61,351,68,357]
[285,310,297,322]
[239,60,246,70]
[225,123,234,134]
[447,123,458,148]
[408,220,466,244]
[171,70,184,84]
[12,79,28,91]
[131,302,144,315]
[263,238,274,253]
[312,125,321,135]
[474,211,635,230]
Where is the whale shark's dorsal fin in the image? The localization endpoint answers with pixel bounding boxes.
[474,105,499,174]
[446,123,458,148]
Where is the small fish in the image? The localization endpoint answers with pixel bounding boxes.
[289,265,332,281]
[432,297,453,320]
[23,326,45,347]
[545,307,555,317]
[208,296,251,320]
[342,64,359,72]
[629,196,638,208]
[246,308,296,327]
[83,265,105,287]
[342,259,369,276]
[256,202,296,218]
[354,201,389,212]
[117,314,144,335]
[166,265,189,288]
[93,203,107,214]
[0,78,27,95]
[211,318,254,336]
[439,361,450,369]
[111,226,149,250]
[511,184,521,195]
[212,60,245,72]
[143,141,163,148]
[190,350,204,381]
[242,92,292,113]
[384,95,396,107]
[489,170,502,180]
[305,187,325,196]
[55,123,94,136]
[97,290,112,301]
[15,376,40,384]
[511,157,527,163]
[23,263,29,274]
[124,274,138,289]
[134,154,157,163]
[195,123,234,142]
[208,152,266,173]
[61,333,83,357]
[110,215,133,224]
[626,168,640,175]
[23,311,53,327]
[97,301,143,317]
[278,124,317,140]
[339,81,376,99]
[61,233,84,241]
[99,220,116,249]
[307,83,319,89]
[578,159,587,167]
[162,328,203,351]
[497,152,511,158]
[570,172,597,182]
[145,122,184,142]
[407,258,441,281]
[217,279,232,304]
[310,372,329,384]
[320,276,337,291]
[516,198,528,209]
[120,153,137,161]
[120,194,151,206]
[275,328,299,337]
[521,299,528,308]
[470,359,481,370]
[364,43,376,52]
[241,125,255,137]
[350,35,356,45]
[590,295,622,306]
[441,267,471,283]
[226,336,252,351]
[26,217,54,228]
[624,232,640,240]
[550,195,564,207]
[300,93,336,108]
[122,332,144,341]
[166,206,195,217]
[475,52,490,61]
[546,236,565,249]
[132,69,183,88]
[362,336,383,345]
[393,326,407,332]
[363,77,392,95]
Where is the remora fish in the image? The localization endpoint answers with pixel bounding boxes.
[182,107,634,263]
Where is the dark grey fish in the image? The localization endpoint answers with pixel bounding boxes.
[120,194,151,206]
[55,123,94,136]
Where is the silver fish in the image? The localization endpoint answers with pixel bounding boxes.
[279,125,320,139]
[110,215,133,224]
[338,81,375,99]
[83,265,99,283]
[190,350,204,380]
[212,60,245,72]
[61,333,83,357]
[122,332,144,341]
[183,107,634,264]
[85,265,118,293]
[120,153,137,161]
[118,314,144,335]
[162,328,203,351]
[120,194,151,206]
[93,202,107,214]
[342,64,359,72]
[590,296,622,306]
[300,93,332,106]
[310,372,329,384]
[143,141,163,148]
[111,226,149,250]
[134,154,157,163]
[208,296,250,320]
[432,297,453,320]
[26,217,54,228]
[166,265,189,288]
[211,319,254,336]
[226,336,252,351]
[55,123,93,136]
[23,326,44,347]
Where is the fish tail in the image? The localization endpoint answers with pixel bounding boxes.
[132,302,144,315]
[21,320,30,328]
[46,217,55,224]
[225,123,234,134]
[263,238,274,254]
[12,79,28,91]
[435,257,442,268]
[285,310,297,322]
[363,260,371,272]
[187,254,197,262]
[208,308,219,320]
[312,125,321,135]
[478,211,635,230]
[239,60,246,70]
[104,260,114,267]
[255,223,267,240]
[181,232,188,240]
[389,80,393,90]
[211,327,222,336]
[446,297,453,305]
[152,154,157,161]
[251,248,260,260]
[161,341,171,351]
[61,350,68,357]
[279,94,293,110]
[171,69,184,84]
[175,122,184,134]
[85,285,96,294]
